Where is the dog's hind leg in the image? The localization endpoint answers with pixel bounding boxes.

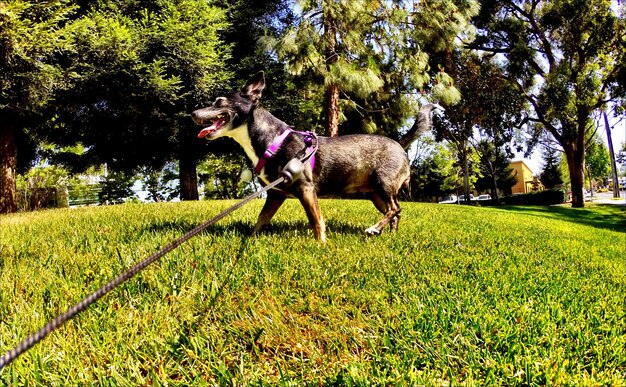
[296,185,326,242]
[252,190,287,235]
[370,193,401,232]
[365,193,401,236]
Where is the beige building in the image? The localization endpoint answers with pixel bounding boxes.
[510,160,536,194]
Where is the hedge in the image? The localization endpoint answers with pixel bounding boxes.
[501,189,567,206]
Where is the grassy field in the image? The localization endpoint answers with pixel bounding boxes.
[0,199,624,385]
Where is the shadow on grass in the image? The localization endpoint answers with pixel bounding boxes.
[495,204,626,233]
[145,219,366,238]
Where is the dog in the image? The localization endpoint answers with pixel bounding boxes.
[192,71,439,242]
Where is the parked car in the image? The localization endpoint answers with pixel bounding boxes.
[438,195,458,204]
[458,194,475,202]
[477,194,492,201]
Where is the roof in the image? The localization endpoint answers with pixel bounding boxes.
[510,159,534,175]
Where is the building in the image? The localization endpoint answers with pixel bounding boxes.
[509,160,536,194]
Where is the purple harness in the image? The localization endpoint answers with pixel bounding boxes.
[255,128,316,174]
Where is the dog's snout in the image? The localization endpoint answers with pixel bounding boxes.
[191,109,204,124]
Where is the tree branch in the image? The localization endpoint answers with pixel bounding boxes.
[508,0,555,70]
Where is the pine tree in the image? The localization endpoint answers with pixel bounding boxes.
[272,0,479,137]
[540,148,563,189]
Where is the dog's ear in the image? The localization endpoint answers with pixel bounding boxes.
[241,71,265,104]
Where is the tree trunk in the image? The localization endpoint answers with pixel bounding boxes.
[323,14,339,137]
[325,84,340,137]
[0,119,17,214]
[491,173,499,204]
[458,148,470,204]
[564,143,585,208]
[603,112,620,199]
[179,153,199,201]
[489,157,500,204]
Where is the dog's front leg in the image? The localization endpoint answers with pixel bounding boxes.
[297,185,326,242]
[252,190,287,235]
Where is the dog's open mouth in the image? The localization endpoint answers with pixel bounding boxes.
[197,113,229,139]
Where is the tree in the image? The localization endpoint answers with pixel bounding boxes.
[474,140,518,201]
[469,0,626,207]
[16,165,69,211]
[198,153,254,199]
[409,140,458,201]
[223,0,293,81]
[140,163,179,202]
[432,111,475,203]
[539,147,563,189]
[585,133,611,193]
[432,51,525,203]
[98,171,137,205]
[618,142,626,167]
[49,0,231,201]
[273,0,479,137]
[539,146,563,189]
[0,1,76,213]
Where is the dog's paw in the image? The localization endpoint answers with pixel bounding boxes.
[364,226,381,236]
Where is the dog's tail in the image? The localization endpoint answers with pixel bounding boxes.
[398,104,442,151]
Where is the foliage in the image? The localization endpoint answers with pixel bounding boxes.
[198,153,254,200]
[432,51,524,202]
[15,165,69,211]
[618,141,626,166]
[271,0,479,136]
[586,134,611,183]
[0,0,76,113]
[501,188,567,206]
[98,171,137,205]
[49,0,231,199]
[432,113,483,199]
[469,0,626,207]
[540,147,563,189]
[474,140,517,200]
[409,138,458,201]
[223,0,293,80]
[140,163,179,203]
[0,201,624,384]
[0,0,78,213]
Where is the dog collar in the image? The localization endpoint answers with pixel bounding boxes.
[255,128,316,174]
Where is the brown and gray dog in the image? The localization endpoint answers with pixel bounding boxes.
[192,71,440,242]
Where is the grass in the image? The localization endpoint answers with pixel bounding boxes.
[0,200,625,385]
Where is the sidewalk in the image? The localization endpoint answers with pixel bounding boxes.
[586,190,626,206]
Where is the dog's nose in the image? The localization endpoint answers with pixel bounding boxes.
[191,109,203,123]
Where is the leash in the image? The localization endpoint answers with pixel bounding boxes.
[0,159,306,369]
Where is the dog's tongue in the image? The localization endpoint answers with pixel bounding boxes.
[197,126,215,139]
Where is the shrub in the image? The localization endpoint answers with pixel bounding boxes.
[501,189,566,205]
[16,166,69,211]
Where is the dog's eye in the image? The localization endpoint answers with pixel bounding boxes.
[214,97,227,107]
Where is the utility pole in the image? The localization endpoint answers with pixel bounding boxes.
[603,112,620,199]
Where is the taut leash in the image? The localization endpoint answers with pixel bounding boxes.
[0,159,306,369]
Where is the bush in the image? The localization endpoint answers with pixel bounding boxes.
[16,166,69,211]
[502,189,567,206]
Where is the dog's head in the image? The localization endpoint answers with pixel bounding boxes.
[192,71,265,139]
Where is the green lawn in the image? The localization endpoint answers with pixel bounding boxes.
[0,200,624,385]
